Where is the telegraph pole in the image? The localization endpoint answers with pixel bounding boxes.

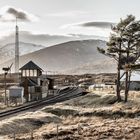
[3,63,13,106]
[4,72,7,105]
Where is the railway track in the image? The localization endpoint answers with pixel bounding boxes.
[0,86,84,119]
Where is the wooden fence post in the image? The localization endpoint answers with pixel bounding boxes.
[31,130,33,140]
[13,133,16,140]
[56,124,59,140]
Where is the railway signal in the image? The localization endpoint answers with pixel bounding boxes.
[2,63,13,105]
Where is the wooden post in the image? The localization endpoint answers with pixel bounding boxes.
[78,124,80,135]
[31,130,33,140]
[56,124,58,140]
[24,78,29,102]
[4,73,7,105]
[13,133,16,140]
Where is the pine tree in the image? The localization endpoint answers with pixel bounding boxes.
[98,15,140,102]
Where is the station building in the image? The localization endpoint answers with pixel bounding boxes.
[19,61,53,102]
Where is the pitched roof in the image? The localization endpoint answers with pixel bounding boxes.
[20,78,38,86]
[39,75,53,80]
[19,61,43,71]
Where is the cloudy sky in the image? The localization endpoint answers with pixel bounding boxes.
[0,0,140,39]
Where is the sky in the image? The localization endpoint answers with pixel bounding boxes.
[0,0,140,38]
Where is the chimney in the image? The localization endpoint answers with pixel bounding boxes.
[15,18,19,73]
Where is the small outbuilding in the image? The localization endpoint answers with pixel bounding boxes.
[129,81,140,91]
[8,86,24,104]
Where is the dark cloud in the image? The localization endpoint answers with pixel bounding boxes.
[79,22,115,29]
[0,6,38,22]
[7,7,29,21]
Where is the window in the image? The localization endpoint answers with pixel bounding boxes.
[35,86,41,92]
[30,70,34,77]
[26,70,30,77]
[34,70,37,77]
[22,70,26,77]
[22,69,37,77]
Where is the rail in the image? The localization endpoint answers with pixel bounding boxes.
[0,87,84,119]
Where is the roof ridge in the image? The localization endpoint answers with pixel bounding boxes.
[19,61,43,71]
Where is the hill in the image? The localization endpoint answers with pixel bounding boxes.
[0,40,116,74]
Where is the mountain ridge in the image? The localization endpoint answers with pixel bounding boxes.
[0,39,116,74]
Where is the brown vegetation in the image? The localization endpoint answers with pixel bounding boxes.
[1,92,140,139]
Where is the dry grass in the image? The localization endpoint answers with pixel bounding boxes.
[128,91,140,99]
[2,92,140,139]
[0,111,61,135]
